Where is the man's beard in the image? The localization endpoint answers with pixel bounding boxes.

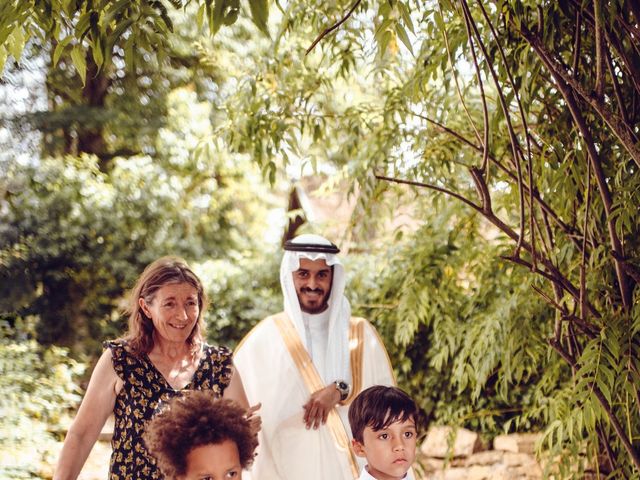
[298,288,329,314]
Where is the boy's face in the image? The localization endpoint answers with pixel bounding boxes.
[181,439,242,480]
[352,417,417,480]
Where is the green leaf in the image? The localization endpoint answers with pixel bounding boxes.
[196,4,205,28]
[210,0,240,34]
[434,8,445,33]
[596,379,612,407]
[249,0,270,37]
[0,46,7,75]
[395,23,414,56]
[53,37,72,66]
[374,18,393,42]
[7,27,26,61]
[102,0,131,26]
[70,45,87,86]
[76,11,92,39]
[399,1,415,34]
[105,18,134,53]
[377,29,392,57]
[211,0,224,35]
[92,35,104,69]
[583,400,595,432]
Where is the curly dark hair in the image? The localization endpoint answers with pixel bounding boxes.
[143,392,257,479]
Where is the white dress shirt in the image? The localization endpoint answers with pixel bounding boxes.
[358,465,409,480]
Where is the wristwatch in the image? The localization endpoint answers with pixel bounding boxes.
[334,380,350,402]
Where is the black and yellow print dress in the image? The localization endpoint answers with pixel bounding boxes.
[104,340,233,479]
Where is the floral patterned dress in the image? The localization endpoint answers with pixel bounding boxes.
[104,340,233,479]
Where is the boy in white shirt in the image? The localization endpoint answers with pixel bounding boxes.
[348,386,423,480]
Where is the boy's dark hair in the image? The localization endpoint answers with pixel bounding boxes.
[348,385,422,443]
[143,391,258,479]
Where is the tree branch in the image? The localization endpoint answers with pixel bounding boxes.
[594,0,605,100]
[505,254,598,322]
[460,0,490,175]
[305,0,362,56]
[518,23,633,309]
[477,0,537,267]
[571,7,582,77]
[567,0,640,95]
[376,172,601,319]
[374,174,482,213]
[517,22,640,169]
[605,46,635,139]
[469,166,492,213]
[611,251,640,285]
[580,159,592,321]
[437,1,482,145]
[461,0,526,255]
[410,111,584,252]
[486,211,600,318]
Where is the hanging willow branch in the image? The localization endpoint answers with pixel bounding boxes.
[374,173,601,320]
[305,0,362,55]
[476,0,537,268]
[594,0,605,100]
[518,22,633,310]
[460,0,527,257]
[458,0,490,176]
[409,110,585,251]
[438,2,482,145]
[517,23,640,168]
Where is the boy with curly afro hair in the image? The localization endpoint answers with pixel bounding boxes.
[143,391,258,480]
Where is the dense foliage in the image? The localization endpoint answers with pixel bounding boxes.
[2,0,640,477]
[347,204,562,436]
[0,320,84,479]
[222,1,639,476]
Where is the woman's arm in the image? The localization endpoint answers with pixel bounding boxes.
[223,365,262,435]
[223,365,250,409]
[54,349,122,480]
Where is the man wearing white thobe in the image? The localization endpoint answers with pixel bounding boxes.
[235,234,396,480]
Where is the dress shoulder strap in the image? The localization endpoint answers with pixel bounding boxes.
[196,344,234,391]
[103,340,128,380]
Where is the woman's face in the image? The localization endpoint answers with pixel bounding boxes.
[139,282,200,344]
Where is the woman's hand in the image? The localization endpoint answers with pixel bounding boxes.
[245,403,262,435]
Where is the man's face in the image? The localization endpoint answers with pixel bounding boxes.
[292,258,333,314]
[351,417,417,480]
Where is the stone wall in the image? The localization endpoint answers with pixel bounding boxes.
[419,426,543,480]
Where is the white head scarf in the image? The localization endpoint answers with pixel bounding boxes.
[280,234,351,385]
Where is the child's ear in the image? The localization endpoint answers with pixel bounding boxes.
[351,438,366,458]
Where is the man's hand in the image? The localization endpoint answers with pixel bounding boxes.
[302,384,341,430]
